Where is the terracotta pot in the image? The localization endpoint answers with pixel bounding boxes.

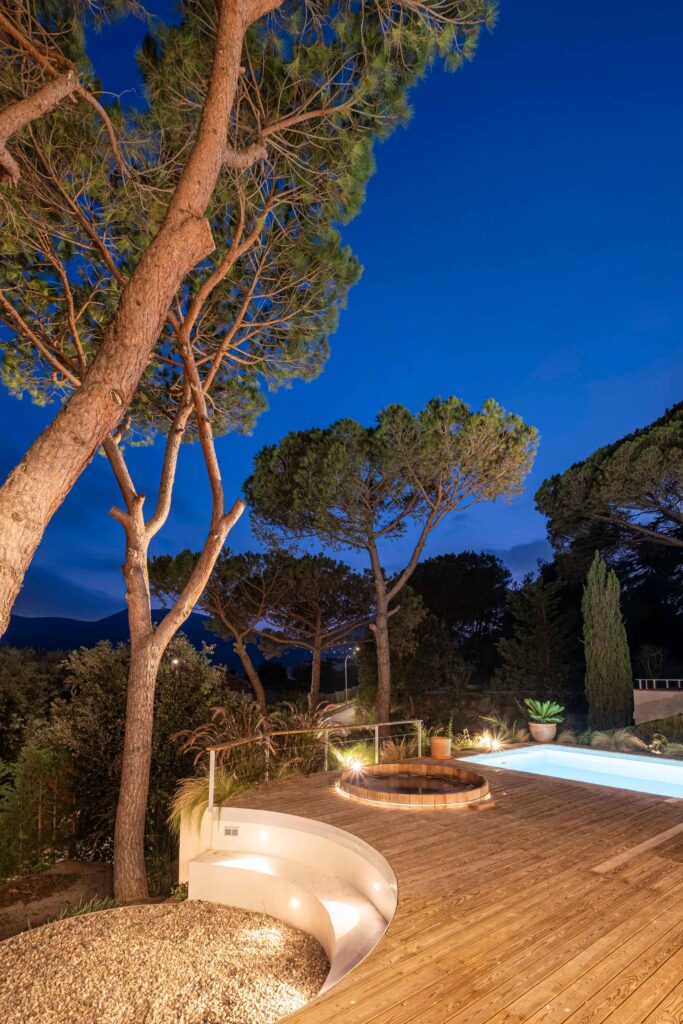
[529,721,557,743]
[430,736,452,759]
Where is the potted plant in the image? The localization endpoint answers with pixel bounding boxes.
[429,727,452,760]
[524,699,565,743]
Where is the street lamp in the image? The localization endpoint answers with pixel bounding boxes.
[344,646,360,702]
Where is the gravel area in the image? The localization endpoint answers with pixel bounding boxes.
[0,900,329,1024]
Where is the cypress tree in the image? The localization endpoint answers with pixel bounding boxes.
[582,552,633,728]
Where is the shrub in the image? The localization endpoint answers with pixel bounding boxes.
[0,745,73,878]
[23,637,232,888]
[634,715,683,745]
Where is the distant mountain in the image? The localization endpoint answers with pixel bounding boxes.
[3,610,307,674]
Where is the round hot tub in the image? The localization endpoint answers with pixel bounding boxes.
[338,761,491,809]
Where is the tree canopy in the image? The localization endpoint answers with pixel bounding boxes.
[409,551,510,680]
[494,573,575,698]
[151,548,373,706]
[0,0,497,634]
[245,397,537,720]
[245,399,537,553]
[536,402,683,559]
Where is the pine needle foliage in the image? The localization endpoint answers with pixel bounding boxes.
[495,574,574,697]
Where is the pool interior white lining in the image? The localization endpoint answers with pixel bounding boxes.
[179,807,398,993]
[467,743,683,799]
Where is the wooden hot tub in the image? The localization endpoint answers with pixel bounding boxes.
[337,761,491,809]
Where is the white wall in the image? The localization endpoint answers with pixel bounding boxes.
[634,690,683,725]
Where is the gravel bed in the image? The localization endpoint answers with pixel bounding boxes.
[0,900,329,1024]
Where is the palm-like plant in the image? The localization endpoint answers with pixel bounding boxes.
[523,698,565,724]
[169,767,248,835]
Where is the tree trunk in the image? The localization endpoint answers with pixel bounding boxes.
[368,544,391,728]
[234,637,268,713]
[310,642,322,708]
[0,0,276,636]
[374,598,391,727]
[113,637,160,902]
[113,501,156,902]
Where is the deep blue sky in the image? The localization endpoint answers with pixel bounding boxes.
[4,0,683,618]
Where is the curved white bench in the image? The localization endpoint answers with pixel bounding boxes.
[181,807,397,992]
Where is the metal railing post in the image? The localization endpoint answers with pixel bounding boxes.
[374,724,379,764]
[208,749,216,812]
[417,720,422,758]
[324,728,329,772]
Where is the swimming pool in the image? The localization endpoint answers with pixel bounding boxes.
[466,744,683,799]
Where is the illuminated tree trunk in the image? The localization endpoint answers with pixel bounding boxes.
[233,637,268,712]
[107,402,244,899]
[310,641,322,707]
[368,543,391,728]
[112,503,158,902]
[0,0,280,637]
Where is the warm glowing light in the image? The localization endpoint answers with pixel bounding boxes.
[290,897,301,909]
[259,830,269,842]
[476,730,505,753]
[322,900,361,935]
[372,881,381,891]
[334,748,369,772]
[219,855,277,875]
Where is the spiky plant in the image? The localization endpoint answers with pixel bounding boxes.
[269,700,338,775]
[55,897,119,921]
[590,729,647,753]
[522,699,565,724]
[481,714,522,740]
[172,697,271,765]
[168,766,248,836]
[333,741,374,769]
[380,737,416,762]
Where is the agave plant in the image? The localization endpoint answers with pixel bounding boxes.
[523,699,565,724]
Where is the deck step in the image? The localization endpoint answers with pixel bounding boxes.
[189,848,387,991]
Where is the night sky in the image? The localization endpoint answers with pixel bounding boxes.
[4,0,683,619]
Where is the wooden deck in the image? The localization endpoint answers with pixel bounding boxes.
[227,757,683,1024]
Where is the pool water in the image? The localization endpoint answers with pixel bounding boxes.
[467,744,683,799]
[360,773,475,796]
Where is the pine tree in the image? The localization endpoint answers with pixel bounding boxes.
[495,574,574,697]
[582,552,633,728]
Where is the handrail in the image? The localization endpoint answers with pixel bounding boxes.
[206,718,423,812]
[206,720,420,752]
[634,678,683,691]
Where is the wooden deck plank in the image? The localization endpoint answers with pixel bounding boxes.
[222,762,683,1024]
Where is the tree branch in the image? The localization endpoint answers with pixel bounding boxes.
[223,140,268,169]
[0,71,78,185]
